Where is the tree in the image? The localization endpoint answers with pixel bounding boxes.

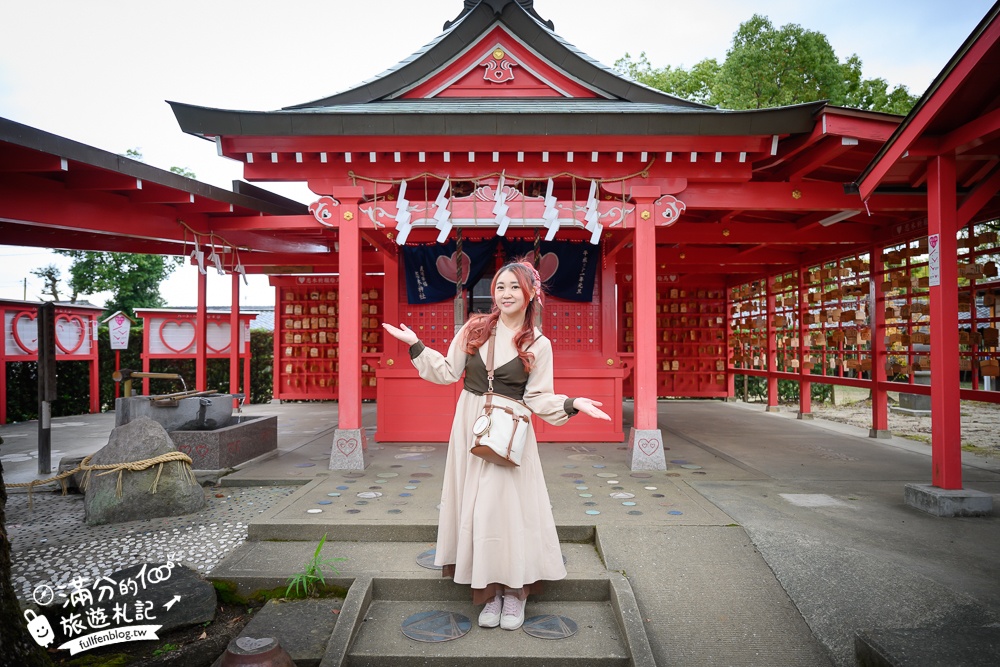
[615,14,919,114]
[0,437,54,666]
[54,251,182,317]
[29,264,76,303]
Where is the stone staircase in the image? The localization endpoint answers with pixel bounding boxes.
[209,528,653,666]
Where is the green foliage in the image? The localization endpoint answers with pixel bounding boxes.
[734,375,834,404]
[53,250,183,317]
[249,329,275,404]
[151,643,179,656]
[285,533,346,598]
[615,14,919,114]
[169,166,197,179]
[614,52,720,105]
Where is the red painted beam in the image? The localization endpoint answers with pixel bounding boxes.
[252,157,755,184]
[957,163,1000,226]
[222,134,776,156]
[659,221,875,244]
[0,222,184,255]
[0,172,211,239]
[64,170,142,191]
[207,214,326,232]
[656,246,801,265]
[0,150,67,173]
[679,182,924,212]
[770,136,857,181]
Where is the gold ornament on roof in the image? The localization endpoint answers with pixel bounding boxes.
[493,49,505,60]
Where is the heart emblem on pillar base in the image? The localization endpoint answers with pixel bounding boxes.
[337,438,359,457]
[638,438,659,457]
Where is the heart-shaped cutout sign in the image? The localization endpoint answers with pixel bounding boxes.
[206,322,231,354]
[337,438,359,457]
[638,438,659,457]
[436,252,472,285]
[159,318,197,354]
[12,311,38,353]
[55,315,86,355]
[538,252,559,282]
[236,637,274,652]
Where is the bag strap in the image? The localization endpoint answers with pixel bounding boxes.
[486,327,497,393]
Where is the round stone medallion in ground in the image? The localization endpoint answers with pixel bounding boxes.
[401,445,436,452]
[417,547,442,570]
[567,454,604,461]
[402,611,471,642]
[523,615,578,639]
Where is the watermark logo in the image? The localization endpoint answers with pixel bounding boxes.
[27,558,182,656]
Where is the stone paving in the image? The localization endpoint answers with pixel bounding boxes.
[6,485,297,605]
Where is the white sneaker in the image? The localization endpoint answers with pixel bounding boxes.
[500,595,525,630]
[478,594,502,628]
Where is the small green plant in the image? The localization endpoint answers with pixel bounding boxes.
[152,643,180,656]
[285,533,346,598]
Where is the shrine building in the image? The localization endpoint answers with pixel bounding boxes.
[2,0,998,514]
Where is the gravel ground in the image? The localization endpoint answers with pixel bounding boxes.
[810,397,1000,456]
[6,485,297,605]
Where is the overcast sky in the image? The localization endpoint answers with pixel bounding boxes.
[0,0,993,308]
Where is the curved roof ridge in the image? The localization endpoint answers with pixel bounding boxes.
[283,1,710,110]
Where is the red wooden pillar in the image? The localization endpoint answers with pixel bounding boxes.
[766,277,779,411]
[1,305,7,424]
[230,272,240,399]
[89,314,99,415]
[243,332,251,404]
[870,243,890,437]
[196,269,208,392]
[626,187,666,470]
[725,287,735,398]
[338,197,362,431]
[142,314,151,396]
[383,243,401,361]
[272,286,281,401]
[927,154,962,489]
[601,251,618,362]
[632,190,659,430]
[798,266,812,418]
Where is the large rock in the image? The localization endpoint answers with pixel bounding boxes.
[84,416,205,525]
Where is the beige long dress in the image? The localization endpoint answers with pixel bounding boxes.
[409,318,573,602]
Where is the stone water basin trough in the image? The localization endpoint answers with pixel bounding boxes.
[115,393,276,470]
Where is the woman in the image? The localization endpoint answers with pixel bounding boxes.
[382,259,610,631]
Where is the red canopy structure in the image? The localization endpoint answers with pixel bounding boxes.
[853,2,1000,503]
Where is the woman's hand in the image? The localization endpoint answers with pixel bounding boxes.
[573,397,611,421]
[381,322,419,346]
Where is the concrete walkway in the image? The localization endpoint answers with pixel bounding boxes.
[3,399,999,666]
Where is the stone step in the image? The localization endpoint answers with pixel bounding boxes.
[209,540,608,599]
[346,599,630,667]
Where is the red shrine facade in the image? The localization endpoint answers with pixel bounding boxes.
[169,0,1000,483]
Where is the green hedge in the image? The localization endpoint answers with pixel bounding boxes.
[733,375,834,404]
[4,327,274,423]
